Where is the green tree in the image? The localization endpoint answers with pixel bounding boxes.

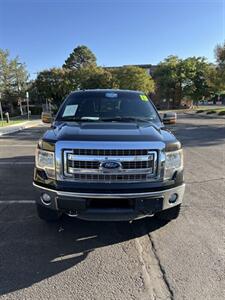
[154,56,214,107]
[215,41,225,67]
[33,68,78,107]
[32,66,117,108]
[214,42,225,91]
[182,57,213,103]
[112,66,155,94]
[63,45,97,70]
[77,66,117,89]
[153,56,182,107]
[0,49,28,113]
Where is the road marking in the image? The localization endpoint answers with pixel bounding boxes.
[51,253,83,262]
[185,127,197,130]
[0,200,35,204]
[0,161,34,165]
[76,235,98,241]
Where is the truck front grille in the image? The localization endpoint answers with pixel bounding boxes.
[63,148,158,183]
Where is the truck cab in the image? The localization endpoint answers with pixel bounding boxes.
[33,90,185,222]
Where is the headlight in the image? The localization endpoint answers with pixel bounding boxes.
[164,149,183,180]
[35,148,55,179]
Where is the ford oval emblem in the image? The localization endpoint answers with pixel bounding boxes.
[101,161,121,169]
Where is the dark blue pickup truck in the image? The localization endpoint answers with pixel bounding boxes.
[33,89,185,222]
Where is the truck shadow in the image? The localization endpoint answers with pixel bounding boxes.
[0,202,167,296]
[0,121,185,296]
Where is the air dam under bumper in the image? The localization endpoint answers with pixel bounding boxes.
[33,183,185,221]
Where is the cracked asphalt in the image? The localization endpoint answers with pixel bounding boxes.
[0,114,224,300]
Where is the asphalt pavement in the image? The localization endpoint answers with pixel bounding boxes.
[0,115,224,300]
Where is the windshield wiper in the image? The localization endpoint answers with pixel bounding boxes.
[100,117,154,123]
[59,116,154,123]
[59,117,99,122]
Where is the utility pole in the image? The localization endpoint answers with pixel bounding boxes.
[18,84,23,115]
[0,93,4,126]
[26,91,30,120]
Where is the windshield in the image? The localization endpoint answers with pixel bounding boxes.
[56,91,161,124]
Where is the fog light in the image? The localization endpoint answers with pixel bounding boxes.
[169,193,178,204]
[41,193,51,205]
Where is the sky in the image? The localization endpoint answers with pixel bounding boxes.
[0,0,224,79]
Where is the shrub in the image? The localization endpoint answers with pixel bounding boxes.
[206,110,217,114]
[218,110,225,115]
[196,110,204,113]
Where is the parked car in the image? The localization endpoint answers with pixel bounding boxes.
[34,90,185,222]
[41,111,53,123]
[162,112,177,124]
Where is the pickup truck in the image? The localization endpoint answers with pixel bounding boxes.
[33,89,185,222]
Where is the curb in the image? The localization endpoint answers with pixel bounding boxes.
[183,111,225,119]
[0,120,42,136]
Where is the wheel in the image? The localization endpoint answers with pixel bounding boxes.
[36,203,62,222]
[155,204,181,221]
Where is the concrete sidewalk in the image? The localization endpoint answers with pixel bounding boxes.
[0,119,42,136]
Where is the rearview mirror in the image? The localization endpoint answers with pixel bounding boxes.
[41,112,53,124]
[163,112,177,125]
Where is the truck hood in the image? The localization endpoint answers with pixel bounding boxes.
[43,122,180,150]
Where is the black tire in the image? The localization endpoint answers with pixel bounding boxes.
[155,204,181,221]
[36,203,62,222]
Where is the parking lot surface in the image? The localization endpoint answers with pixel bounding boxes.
[0,114,224,300]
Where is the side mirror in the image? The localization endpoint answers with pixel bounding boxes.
[163,112,177,125]
[41,112,53,124]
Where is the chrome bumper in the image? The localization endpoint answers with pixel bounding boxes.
[33,183,185,221]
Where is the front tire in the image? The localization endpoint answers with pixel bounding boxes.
[36,204,62,222]
[155,204,181,221]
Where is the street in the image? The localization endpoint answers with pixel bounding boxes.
[0,114,224,300]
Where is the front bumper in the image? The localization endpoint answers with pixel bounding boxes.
[33,183,185,221]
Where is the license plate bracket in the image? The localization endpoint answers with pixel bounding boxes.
[135,197,163,213]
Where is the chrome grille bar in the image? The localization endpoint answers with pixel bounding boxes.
[68,154,154,162]
[73,149,149,156]
[67,160,154,170]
